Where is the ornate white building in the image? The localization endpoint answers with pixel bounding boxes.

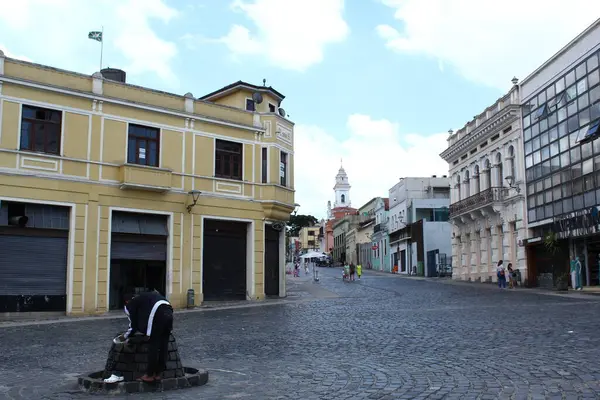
[440,81,529,282]
[333,162,351,208]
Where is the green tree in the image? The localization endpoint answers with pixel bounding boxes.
[287,214,319,236]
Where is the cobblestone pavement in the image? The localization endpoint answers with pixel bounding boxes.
[3,268,600,399]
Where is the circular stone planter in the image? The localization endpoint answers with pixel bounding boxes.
[78,332,208,394]
[78,367,208,394]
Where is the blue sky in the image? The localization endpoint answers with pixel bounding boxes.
[1,0,600,218]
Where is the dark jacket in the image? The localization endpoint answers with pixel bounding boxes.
[124,291,171,338]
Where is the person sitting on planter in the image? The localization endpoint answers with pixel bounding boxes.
[123,291,174,383]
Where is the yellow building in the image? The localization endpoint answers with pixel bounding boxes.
[0,51,296,316]
[298,226,320,252]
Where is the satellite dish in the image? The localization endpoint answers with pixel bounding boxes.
[278,107,286,117]
[252,92,263,104]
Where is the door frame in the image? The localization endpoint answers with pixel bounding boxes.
[201,216,255,300]
[0,196,76,314]
[107,207,173,312]
[264,221,286,298]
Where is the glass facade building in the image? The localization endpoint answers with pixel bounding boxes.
[523,49,600,225]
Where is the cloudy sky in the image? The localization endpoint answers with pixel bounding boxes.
[2,0,599,218]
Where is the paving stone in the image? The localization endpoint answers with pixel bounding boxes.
[2,268,600,399]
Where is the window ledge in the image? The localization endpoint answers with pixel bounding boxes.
[119,164,172,192]
[18,149,61,158]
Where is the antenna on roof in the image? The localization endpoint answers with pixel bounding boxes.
[263,78,266,86]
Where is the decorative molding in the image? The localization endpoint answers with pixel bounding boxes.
[215,181,242,194]
[276,122,292,144]
[263,120,272,138]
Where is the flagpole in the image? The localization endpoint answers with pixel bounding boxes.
[99,26,104,71]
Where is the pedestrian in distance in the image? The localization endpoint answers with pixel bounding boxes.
[122,291,174,383]
[507,263,515,289]
[356,263,362,280]
[496,260,506,289]
[349,263,356,281]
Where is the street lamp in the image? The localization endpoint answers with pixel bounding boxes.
[505,176,521,193]
[186,190,201,213]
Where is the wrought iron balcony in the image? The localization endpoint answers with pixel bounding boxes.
[449,187,508,217]
[373,223,388,233]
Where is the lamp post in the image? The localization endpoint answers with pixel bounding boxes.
[186,190,201,213]
[505,176,521,193]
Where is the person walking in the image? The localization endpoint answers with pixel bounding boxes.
[356,263,362,280]
[507,263,515,289]
[349,263,356,281]
[496,260,506,289]
[123,291,174,383]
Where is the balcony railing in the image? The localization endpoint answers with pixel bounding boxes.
[373,223,388,233]
[449,187,508,217]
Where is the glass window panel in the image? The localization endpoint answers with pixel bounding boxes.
[560,151,570,167]
[540,132,549,147]
[542,160,551,176]
[578,93,590,110]
[563,182,573,197]
[541,146,550,161]
[550,141,559,157]
[539,118,548,132]
[566,70,576,87]
[528,209,536,222]
[572,162,582,178]
[567,101,578,116]
[525,141,533,154]
[22,106,36,119]
[558,107,568,122]
[568,115,579,132]
[579,108,591,127]
[554,201,563,215]
[547,84,556,100]
[548,112,558,128]
[33,123,45,151]
[523,114,531,129]
[545,204,553,218]
[582,141,593,159]
[531,123,540,136]
[537,206,545,219]
[585,189,596,207]
[564,198,573,213]
[148,141,158,166]
[524,128,532,141]
[573,194,584,208]
[590,85,600,104]
[20,121,31,150]
[538,91,547,104]
[571,147,581,163]
[552,173,561,186]
[588,54,599,72]
[527,183,535,195]
[556,77,565,93]
[544,177,552,189]
[558,121,568,137]
[533,150,541,165]
[551,156,560,171]
[566,85,577,102]
[553,186,562,200]
[560,136,570,152]
[577,78,588,95]
[591,103,600,121]
[589,68,600,88]
[549,127,559,142]
[47,124,59,154]
[557,93,567,109]
[535,181,544,192]
[595,154,600,171]
[576,62,587,80]
[533,136,541,151]
[583,158,594,175]
[525,155,533,168]
[594,137,600,155]
[571,130,580,146]
[536,193,544,206]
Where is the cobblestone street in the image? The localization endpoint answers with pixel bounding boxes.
[2,268,600,399]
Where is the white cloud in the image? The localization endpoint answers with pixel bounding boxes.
[376,0,600,90]
[294,115,449,219]
[0,0,179,86]
[218,0,349,71]
[0,45,33,62]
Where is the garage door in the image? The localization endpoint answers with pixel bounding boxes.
[203,220,247,301]
[0,232,68,312]
[111,234,167,261]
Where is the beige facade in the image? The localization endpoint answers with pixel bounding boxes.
[0,52,295,315]
[298,226,319,251]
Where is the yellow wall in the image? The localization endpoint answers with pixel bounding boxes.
[0,57,296,316]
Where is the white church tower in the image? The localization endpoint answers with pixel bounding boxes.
[333,160,351,208]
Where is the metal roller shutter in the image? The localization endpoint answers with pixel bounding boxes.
[111,235,167,261]
[0,234,68,296]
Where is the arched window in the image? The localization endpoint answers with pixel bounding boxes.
[473,165,480,193]
[456,174,461,201]
[483,159,491,189]
[464,170,470,197]
[507,145,516,179]
[495,152,503,187]
[341,194,345,203]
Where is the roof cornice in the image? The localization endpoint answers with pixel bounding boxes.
[439,105,520,162]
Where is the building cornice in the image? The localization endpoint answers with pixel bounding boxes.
[440,105,520,162]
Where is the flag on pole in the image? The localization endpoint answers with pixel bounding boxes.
[88,31,103,42]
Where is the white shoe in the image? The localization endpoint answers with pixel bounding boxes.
[103,374,124,383]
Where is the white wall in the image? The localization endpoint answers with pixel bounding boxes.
[423,221,452,277]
